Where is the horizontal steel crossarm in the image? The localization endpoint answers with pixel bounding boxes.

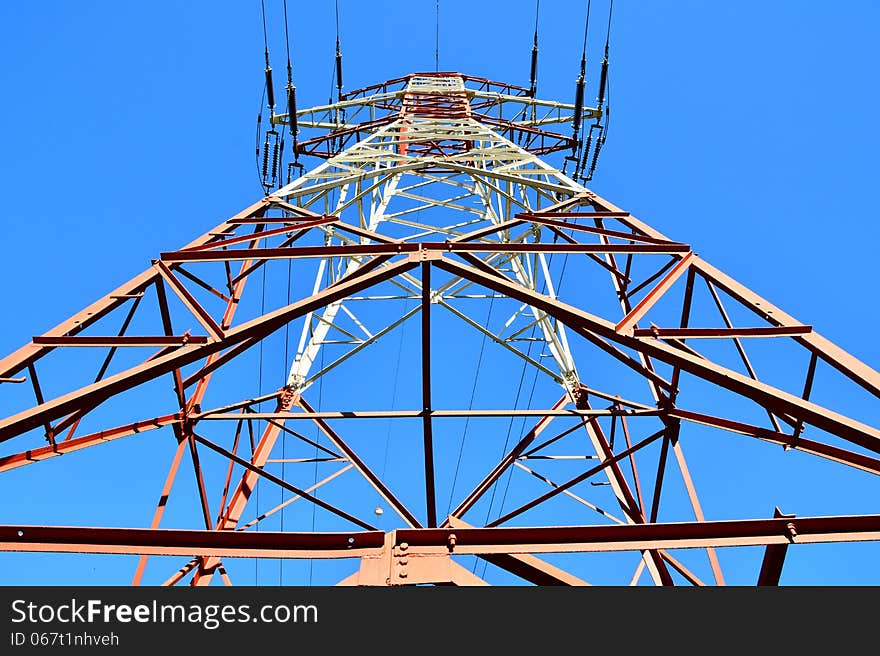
[194,408,661,421]
[275,90,403,125]
[399,514,880,554]
[159,242,687,263]
[446,517,590,586]
[4,514,880,558]
[468,90,600,119]
[633,326,813,339]
[30,336,210,347]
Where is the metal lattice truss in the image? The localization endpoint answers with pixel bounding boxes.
[1,73,879,586]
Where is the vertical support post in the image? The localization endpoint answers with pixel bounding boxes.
[757,508,795,585]
[670,268,696,397]
[26,363,54,446]
[793,353,818,441]
[421,260,437,527]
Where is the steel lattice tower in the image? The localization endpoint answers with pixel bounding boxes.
[1,73,879,585]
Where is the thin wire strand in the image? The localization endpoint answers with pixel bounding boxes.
[476,334,533,577]
[255,256,267,585]
[279,253,292,586]
[606,0,614,42]
[260,0,269,52]
[381,300,409,479]
[479,246,572,579]
[494,252,571,522]
[446,295,496,516]
[282,0,292,69]
[308,242,330,585]
[435,0,440,72]
[581,0,593,69]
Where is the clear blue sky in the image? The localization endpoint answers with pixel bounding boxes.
[0,1,878,585]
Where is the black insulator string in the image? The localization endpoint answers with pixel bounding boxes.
[335,0,343,101]
[581,0,614,182]
[529,0,540,97]
[564,0,592,178]
[262,0,275,111]
[514,0,541,145]
[257,0,281,191]
[281,0,300,165]
[574,0,593,177]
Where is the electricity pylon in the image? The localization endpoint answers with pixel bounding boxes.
[1,73,879,586]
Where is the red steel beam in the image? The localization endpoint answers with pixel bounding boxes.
[0,414,181,473]
[154,261,224,340]
[516,213,684,246]
[182,216,337,252]
[421,261,438,527]
[0,525,384,558]
[132,437,190,585]
[160,242,690,263]
[757,509,795,586]
[135,221,276,582]
[446,517,589,586]
[3,513,880,557]
[670,408,880,476]
[195,408,658,421]
[524,211,632,218]
[632,326,812,339]
[616,253,696,334]
[32,336,209,347]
